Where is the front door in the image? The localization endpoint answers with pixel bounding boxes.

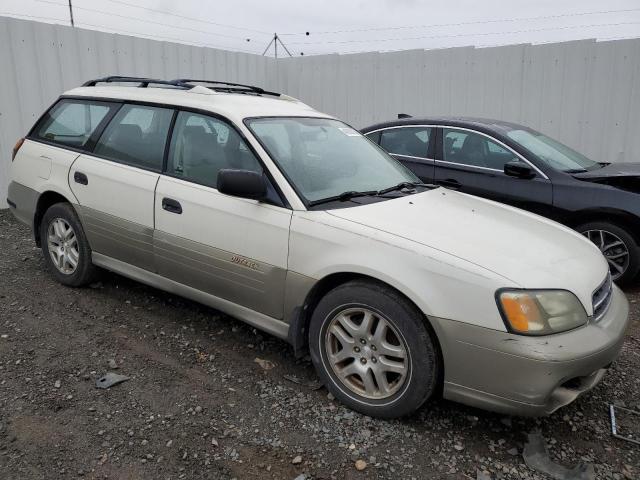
[434,127,553,216]
[153,110,292,319]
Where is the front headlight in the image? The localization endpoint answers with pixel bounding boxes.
[497,290,588,335]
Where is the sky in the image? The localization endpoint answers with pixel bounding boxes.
[2,0,640,56]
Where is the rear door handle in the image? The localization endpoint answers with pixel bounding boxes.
[437,179,461,190]
[162,197,182,214]
[74,171,88,185]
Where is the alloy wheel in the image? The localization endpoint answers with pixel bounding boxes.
[47,218,80,275]
[324,307,409,399]
[582,229,630,281]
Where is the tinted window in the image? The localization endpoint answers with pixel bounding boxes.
[167,111,262,188]
[365,131,380,144]
[94,104,174,170]
[442,128,518,170]
[380,127,431,158]
[34,100,114,149]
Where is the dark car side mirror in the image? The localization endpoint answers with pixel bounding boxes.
[504,160,535,179]
[217,169,267,200]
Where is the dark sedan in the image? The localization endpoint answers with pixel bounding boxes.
[362,117,640,284]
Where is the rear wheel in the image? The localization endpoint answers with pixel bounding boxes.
[577,221,640,285]
[309,280,441,418]
[40,202,97,287]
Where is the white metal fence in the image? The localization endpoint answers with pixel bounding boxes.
[1,15,640,207]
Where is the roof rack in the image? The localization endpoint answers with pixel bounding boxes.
[174,79,280,97]
[82,76,280,97]
[82,76,189,89]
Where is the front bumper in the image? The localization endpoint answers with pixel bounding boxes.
[432,285,629,416]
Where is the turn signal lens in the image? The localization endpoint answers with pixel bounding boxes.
[12,138,24,161]
[498,290,587,335]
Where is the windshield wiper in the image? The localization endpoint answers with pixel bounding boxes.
[308,190,379,207]
[376,181,437,195]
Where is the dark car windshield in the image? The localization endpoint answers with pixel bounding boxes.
[506,129,601,172]
[246,117,420,203]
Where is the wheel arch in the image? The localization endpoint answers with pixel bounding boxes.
[33,190,75,246]
[287,271,444,376]
[567,208,640,246]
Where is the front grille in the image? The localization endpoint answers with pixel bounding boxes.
[592,272,613,322]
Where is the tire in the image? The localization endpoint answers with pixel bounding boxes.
[576,221,640,286]
[308,280,441,418]
[40,202,97,287]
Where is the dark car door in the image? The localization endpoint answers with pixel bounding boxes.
[433,127,553,216]
[365,126,435,182]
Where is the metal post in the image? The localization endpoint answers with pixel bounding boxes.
[68,0,75,27]
[274,33,278,59]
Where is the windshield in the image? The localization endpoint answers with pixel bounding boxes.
[246,117,419,203]
[506,129,601,172]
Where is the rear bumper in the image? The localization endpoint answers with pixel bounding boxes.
[432,285,629,416]
[7,181,38,228]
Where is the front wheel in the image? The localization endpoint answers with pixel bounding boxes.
[577,221,640,285]
[309,280,441,418]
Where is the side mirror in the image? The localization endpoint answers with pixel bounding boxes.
[504,160,535,179]
[217,169,266,200]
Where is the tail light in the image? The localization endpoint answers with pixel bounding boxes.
[12,138,25,161]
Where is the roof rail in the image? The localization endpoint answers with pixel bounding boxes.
[82,76,281,97]
[82,76,189,89]
[173,79,280,97]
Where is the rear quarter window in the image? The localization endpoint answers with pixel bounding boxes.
[32,99,117,150]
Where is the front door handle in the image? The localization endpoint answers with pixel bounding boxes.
[74,171,88,185]
[162,197,182,214]
[437,178,461,190]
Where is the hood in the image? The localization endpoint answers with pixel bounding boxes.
[328,189,608,311]
[573,163,640,193]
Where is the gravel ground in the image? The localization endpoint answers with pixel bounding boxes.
[0,208,639,480]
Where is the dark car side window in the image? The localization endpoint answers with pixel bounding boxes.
[365,131,381,144]
[380,127,431,158]
[93,103,174,171]
[442,128,518,170]
[33,99,115,150]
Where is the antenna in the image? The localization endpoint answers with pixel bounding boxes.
[261,33,293,58]
[68,0,75,27]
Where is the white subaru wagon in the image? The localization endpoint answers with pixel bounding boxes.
[8,77,629,418]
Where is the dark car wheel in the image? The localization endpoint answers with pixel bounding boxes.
[309,280,441,418]
[40,202,97,287]
[577,221,640,285]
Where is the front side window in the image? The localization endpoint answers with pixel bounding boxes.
[246,117,418,204]
[167,111,262,188]
[506,129,601,172]
[94,104,174,170]
[34,99,114,149]
[380,127,431,158]
[442,128,518,170]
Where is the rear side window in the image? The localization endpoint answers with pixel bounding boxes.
[94,104,174,171]
[365,131,381,144]
[33,99,114,149]
[380,127,431,158]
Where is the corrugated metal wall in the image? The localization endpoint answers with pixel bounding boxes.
[280,39,640,166]
[0,16,276,207]
[1,15,640,208]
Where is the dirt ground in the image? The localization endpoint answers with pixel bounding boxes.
[0,209,639,480]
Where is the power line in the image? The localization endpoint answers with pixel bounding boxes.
[280,7,640,36]
[37,0,256,45]
[287,21,640,46]
[103,0,272,36]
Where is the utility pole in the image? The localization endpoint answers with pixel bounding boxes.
[261,33,292,58]
[68,0,75,27]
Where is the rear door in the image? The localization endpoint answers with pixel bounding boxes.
[367,126,435,182]
[434,127,553,215]
[153,110,292,319]
[69,102,175,271]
